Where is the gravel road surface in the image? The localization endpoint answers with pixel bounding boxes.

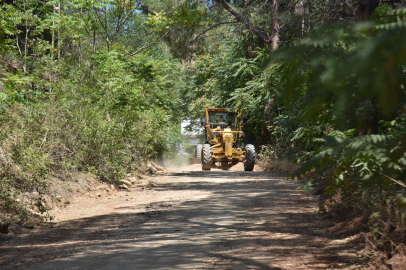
[0,165,366,269]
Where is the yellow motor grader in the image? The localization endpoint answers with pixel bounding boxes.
[194,107,255,171]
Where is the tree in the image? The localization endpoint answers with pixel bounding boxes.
[214,0,279,51]
[357,0,379,21]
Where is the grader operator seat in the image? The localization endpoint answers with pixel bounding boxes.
[216,115,226,124]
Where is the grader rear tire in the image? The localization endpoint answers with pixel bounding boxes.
[244,144,255,171]
[201,144,212,170]
[195,144,203,158]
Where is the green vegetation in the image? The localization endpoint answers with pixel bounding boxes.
[1,0,406,245]
[0,0,184,221]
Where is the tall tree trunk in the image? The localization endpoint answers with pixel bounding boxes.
[52,16,54,58]
[355,0,380,135]
[294,0,305,36]
[261,99,274,145]
[58,2,61,59]
[93,15,96,50]
[357,98,380,135]
[23,0,27,72]
[357,0,379,21]
[270,0,279,51]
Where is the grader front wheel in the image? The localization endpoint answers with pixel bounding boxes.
[195,144,203,158]
[201,144,212,170]
[244,144,255,171]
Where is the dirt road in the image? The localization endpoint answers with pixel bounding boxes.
[0,165,367,269]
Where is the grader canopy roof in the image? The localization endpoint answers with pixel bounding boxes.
[208,111,237,128]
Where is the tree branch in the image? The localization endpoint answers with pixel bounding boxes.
[192,21,238,42]
[341,0,358,20]
[128,29,171,56]
[110,7,138,45]
[104,6,108,46]
[214,0,271,44]
[94,8,111,46]
[380,172,406,188]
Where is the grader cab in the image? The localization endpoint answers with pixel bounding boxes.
[194,108,255,171]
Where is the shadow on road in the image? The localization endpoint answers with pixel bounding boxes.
[0,170,356,269]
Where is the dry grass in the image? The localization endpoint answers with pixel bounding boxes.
[260,159,301,175]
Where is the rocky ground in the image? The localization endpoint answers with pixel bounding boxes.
[0,164,404,269]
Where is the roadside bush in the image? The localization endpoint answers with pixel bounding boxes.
[293,117,406,239]
[0,105,50,222]
[0,49,182,220]
[272,19,406,245]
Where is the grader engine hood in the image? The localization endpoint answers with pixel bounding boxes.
[223,128,233,158]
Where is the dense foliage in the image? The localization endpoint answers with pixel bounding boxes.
[0,0,184,221]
